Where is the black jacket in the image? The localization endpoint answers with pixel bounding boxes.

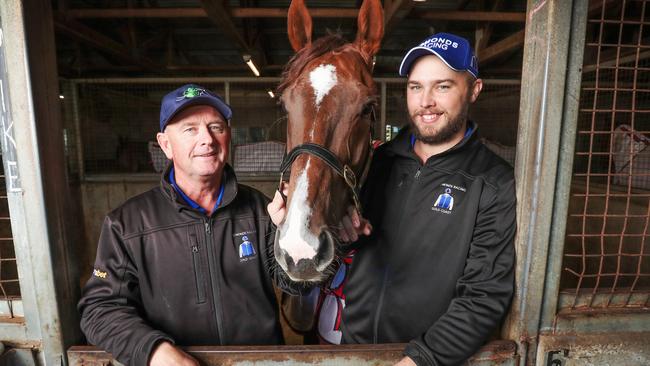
[341,123,516,366]
[78,164,283,366]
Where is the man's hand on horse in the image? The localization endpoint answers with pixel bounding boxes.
[338,205,372,243]
[267,183,372,243]
[268,182,289,226]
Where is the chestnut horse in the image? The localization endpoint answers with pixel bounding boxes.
[274,0,383,284]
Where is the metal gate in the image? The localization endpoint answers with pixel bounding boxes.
[506,1,650,365]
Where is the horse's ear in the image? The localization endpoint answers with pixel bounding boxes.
[355,0,384,62]
[287,0,313,52]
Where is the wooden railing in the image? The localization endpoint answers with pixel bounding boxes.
[68,341,517,366]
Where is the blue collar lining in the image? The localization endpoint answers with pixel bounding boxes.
[169,167,225,214]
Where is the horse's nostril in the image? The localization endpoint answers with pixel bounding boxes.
[315,231,336,272]
[285,255,296,269]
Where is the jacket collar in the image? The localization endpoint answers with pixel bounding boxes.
[160,162,239,215]
[385,120,479,163]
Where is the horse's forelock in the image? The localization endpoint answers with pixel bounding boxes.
[277,33,349,95]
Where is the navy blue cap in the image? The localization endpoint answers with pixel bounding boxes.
[159,84,233,131]
[399,32,478,78]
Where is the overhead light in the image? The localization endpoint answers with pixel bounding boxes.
[267,90,275,98]
[59,95,65,99]
[413,0,426,2]
[242,54,260,77]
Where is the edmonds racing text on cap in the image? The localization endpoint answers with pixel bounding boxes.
[159,84,233,132]
[398,32,479,78]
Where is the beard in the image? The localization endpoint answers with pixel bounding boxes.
[409,103,470,145]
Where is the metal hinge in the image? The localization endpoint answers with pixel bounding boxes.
[546,349,569,366]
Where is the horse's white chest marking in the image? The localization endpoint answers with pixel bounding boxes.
[279,159,318,262]
[309,64,337,108]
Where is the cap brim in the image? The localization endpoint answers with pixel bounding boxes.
[162,95,233,130]
[398,47,476,77]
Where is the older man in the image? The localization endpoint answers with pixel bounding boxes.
[79,84,285,366]
[269,32,517,366]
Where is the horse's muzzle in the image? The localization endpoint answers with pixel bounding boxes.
[274,228,336,283]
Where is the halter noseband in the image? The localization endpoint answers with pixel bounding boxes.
[280,143,365,213]
[279,102,376,215]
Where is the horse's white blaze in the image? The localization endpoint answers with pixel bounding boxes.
[309,64,337,108]
[279,159,319,263]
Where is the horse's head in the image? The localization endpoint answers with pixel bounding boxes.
[274,0,383,284]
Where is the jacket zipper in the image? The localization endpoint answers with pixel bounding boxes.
[191,235,206,304]
[204,217,224,344]
[372,163,422,342]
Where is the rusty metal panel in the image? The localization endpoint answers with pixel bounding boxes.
[560,0,650,312]
[67,342,517,366]
[0,348,36,366]
[502,2,589,362]
[537,332,650,365]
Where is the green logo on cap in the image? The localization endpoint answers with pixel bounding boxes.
[176,86,206,101]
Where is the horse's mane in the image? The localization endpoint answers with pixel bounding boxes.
[277,33,349,94]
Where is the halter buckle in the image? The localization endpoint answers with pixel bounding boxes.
[343,165,357,189]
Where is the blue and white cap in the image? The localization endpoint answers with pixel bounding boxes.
[398,32,478,78]
[159,84,232,132]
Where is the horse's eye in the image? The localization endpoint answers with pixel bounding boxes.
[361,103,375,117]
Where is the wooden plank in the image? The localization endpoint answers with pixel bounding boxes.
[478,29,525,66]
[200,0,250,54]
[53,15,162,71]
[67,342,517,366]
[61,7,359,18]
[457,0,472,10]
[414,10,525,22]
[233,7,358,18]
[384,0,414,35]
[198,0,268,71]
[61,8,525,22]
[476,0,504,51]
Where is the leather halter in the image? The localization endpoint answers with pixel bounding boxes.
[280,143,365,213]
[279,106,376,215]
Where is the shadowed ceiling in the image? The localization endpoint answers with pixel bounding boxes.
[53,0,528,79]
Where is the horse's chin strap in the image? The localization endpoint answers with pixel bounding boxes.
[279,142,363,214]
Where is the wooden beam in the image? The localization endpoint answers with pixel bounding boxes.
[200,0,249,53]
[457,0,472,10]
[233,7,357,18]
[476,0,503,52]
[64,8,206,18]
[384,0,415,34]
[477,29,525,66]
[61,64,285,74]
[61,8,526,22]
[413,10,525,22]
[61,7,359,19]
[53,15,162,71]
[126,0,138,57]
[199,0,267,71]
